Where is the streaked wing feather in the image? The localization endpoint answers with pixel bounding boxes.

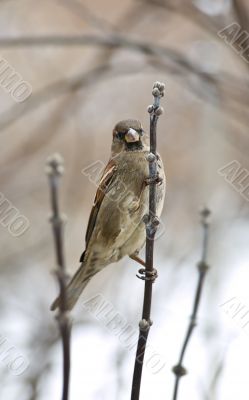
[85,159,117,248]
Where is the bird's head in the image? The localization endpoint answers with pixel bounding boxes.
[111,119,148,155]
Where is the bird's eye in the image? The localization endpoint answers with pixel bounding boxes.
[115,132,123,140]
[139,129,144,136]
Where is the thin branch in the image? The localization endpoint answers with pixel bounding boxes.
[0,63,111,132]
[0,33,195,68]
[0,33,249,119]
[0,32,236,78]
[57,0,116,32]
[65,0,150,71]
[131,81,165,400]
[206,355,225,400]
[0,33,239,86]
[46,154,71,400]
[141,0,224,37]
[172,207,211,400]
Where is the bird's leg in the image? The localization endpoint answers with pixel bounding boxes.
[130,170,163,213]
[129,253,158,282]
[130,253,146,267]
[128,180,151,213]
[144,173,163,186]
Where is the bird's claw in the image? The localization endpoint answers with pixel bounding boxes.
[144,174,163,186]
[136,267,158,282]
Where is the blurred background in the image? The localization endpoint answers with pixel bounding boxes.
[0,0,249,399]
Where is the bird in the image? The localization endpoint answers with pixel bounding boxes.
[51,119,166,311]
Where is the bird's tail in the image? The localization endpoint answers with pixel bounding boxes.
[50,261,93,311]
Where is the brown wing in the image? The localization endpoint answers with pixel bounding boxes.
[79,159,117,262]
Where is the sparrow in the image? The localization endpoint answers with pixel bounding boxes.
[51,119,165,311]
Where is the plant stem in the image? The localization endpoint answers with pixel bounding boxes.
[46,154,71,400]
[131,81,165,400]
[172,207,211,400]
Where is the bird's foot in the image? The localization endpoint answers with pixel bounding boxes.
[144,173,163,186]
[136,267,158,283]
[129,255,158,282]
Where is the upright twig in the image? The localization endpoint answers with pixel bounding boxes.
[172,207,211,400]
[46,154,71,400]
[131,81,165,400]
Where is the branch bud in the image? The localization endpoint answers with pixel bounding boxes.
[139,319,151,331]
[146,153,156,163]
[155,106,164,116]
[46,153,64,176]
[147,105,154,113]
[152,87,160,97]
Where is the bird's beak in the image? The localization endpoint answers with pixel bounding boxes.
[125,128,140,143]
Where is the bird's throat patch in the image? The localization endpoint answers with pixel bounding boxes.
[125,141,143,151]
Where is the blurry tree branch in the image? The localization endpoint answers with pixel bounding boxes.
[57,0,116,32]
[0,32,233,65]
[0,63,110,131]
[64,0,151,69]
[25,320,59,400]
[172,207,211,400]
[0,34,249,133]
[142,0,249,70]
[142,0,223,35]
[46,154,71,400]
[206,357,225,400]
